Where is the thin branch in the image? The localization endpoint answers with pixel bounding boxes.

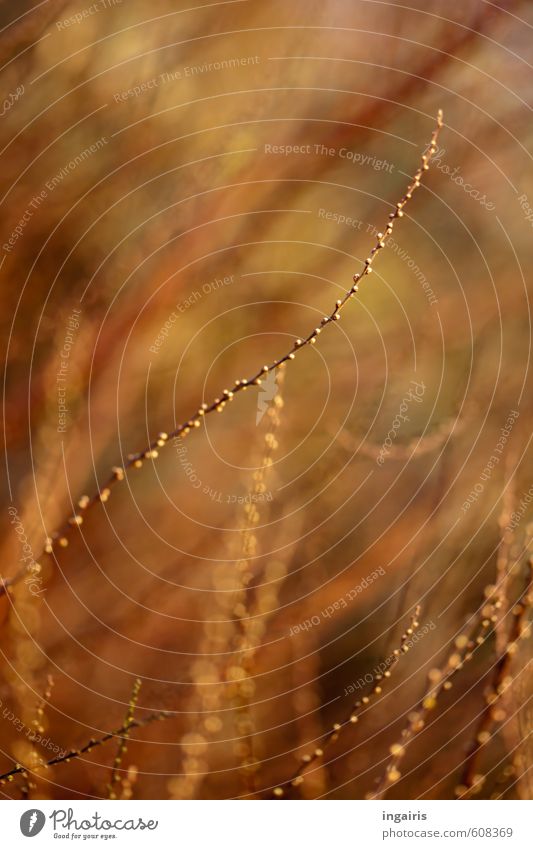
[458,554,533,797]
[19,674,55,799]
[272,606,422,798]
[370,604,497,800]
[106,678,142,799]
[0,710,170,786]
[0,110,443,598]
[231,366,286,794]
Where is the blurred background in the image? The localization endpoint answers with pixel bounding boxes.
[0,0,531,800]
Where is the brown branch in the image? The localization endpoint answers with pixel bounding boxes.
[0,710,171,786]
[370,603,497,800]
[271,606,422,798]
[106,678,142,800]
[0,110,443,599]
[458,554,533,797]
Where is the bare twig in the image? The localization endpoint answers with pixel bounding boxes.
[106,678,142,799]
[272,606,422,798]
[0,111,443,598]
[0,710,170,786]
[370,604,497,800]
[334,416,462,463]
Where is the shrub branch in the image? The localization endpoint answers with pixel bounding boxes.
[0,110,443,599]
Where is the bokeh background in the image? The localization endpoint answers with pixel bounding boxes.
[0,0,532,800]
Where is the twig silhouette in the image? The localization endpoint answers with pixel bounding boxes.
[106,678,142,799]
[0,710,170,786]
[459,554,533,797]
[370,603,497,800]
[272,606,422,798]
[1,110,443,598]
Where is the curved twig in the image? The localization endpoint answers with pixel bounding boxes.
[1,111,443,598]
